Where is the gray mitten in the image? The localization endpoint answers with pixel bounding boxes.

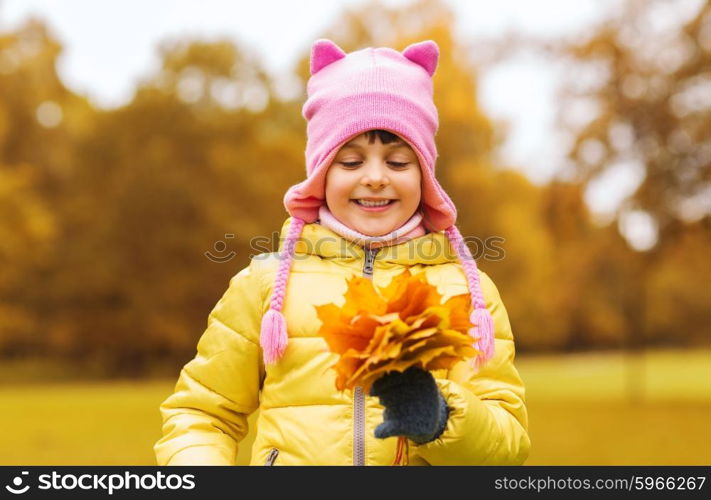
[369,366,449,444]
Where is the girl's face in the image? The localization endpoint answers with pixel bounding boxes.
[325,132,422,236]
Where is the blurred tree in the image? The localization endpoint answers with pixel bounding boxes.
[0,19,307,374]
[546,0,711,397]
[558,0,711,247]
[0,18,86,358]
[0,164,56,356]
[538,181,634,350]
[644,215,711,345]
[63,36,305,374]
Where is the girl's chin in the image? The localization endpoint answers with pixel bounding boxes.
[349,216,400,236]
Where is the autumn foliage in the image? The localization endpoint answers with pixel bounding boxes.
[0,0,709,380]
[315,269,478,392]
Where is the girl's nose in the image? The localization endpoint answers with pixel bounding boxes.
[360,162,390,188]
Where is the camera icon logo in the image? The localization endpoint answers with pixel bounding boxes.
[5,471,30,494]
[205,233,237,263]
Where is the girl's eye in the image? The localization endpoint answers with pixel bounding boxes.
[338,161,410,168]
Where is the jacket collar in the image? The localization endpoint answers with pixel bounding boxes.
[277,217,458,265]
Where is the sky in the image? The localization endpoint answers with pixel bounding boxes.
[3,0,664,247]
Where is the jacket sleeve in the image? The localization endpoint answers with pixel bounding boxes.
[413,271,530,465]
[153,259,267,465]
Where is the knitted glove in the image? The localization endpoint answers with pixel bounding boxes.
[369,366,450,444]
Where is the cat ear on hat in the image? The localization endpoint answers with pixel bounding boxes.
[402,40,439,77]
[310,39,347,75]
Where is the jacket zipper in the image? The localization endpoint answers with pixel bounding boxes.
[354,245,380,466]
[265,447,279,466]
[362,245,378,279]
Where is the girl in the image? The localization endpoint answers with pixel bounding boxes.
[154,39,530,466]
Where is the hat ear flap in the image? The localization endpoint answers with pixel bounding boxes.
[311,39,347,75]
[402,40,439,77]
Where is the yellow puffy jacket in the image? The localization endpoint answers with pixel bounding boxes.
[154,218,530,465]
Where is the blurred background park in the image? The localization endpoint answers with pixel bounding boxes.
[0,0,709,465]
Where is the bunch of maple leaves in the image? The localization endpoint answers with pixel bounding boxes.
[315,269,479,393]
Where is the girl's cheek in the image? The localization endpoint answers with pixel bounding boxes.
[335,191,352,205]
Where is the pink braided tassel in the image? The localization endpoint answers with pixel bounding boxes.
[259,217,305,365]
[471,307,495,370]
[260,309,288,365]
[444,224,496,372]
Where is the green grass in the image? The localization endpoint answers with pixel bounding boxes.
[0,380,169,465]
[515,349,711,465]
[0,349,709,465]
[524,400,711,465]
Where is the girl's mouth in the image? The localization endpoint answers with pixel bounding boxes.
[351,199,397,212]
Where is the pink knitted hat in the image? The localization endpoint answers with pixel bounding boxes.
[261,39,495,370]
[284,38,456,232]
